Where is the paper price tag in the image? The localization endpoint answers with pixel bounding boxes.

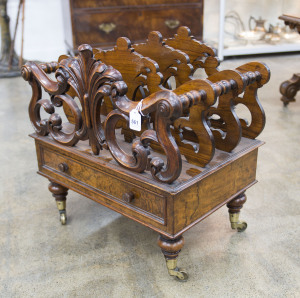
[129,109,141,131]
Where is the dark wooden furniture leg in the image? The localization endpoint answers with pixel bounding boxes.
[279,73,300,106]
[48,181,68,225]
[157,235,188,281]
[227,193,247,232]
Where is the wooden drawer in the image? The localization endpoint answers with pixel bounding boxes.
[40,147,166,224]
[72,6,203,47]
[72,0,201,9]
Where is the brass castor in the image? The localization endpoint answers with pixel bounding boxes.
[59,210,67,225]
[56,200,67,225]
[48,181,68,225]
[158,235,188,281]
[166,259,188,282]
[229,212,247,232]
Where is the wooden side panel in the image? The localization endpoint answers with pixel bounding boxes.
[173,150,259,234]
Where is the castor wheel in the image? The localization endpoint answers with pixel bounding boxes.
[59,211,67,225]
[49,182,68,225]
[172,268,189,282]
[229,213,247,232]
[166,259,189,282]
[236,221,247,232]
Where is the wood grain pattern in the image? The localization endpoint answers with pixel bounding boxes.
[133,31,193,88]
[173,148,258,234]
[22,30,270,182]
[165,26,220,76]
[64,1,203,51]
[33,133,263,238]
[23,25,270,280]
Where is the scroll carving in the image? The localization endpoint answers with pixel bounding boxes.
[165,27,270,149]
[133,31,193,89]
[22,44,123,153]
[165,26,220,77]
[94,37,163,101]
[23,28,269,184]
[235,62,270,139]
[105,88,202,184]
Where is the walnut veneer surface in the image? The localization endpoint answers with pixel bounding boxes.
[62,0,203,52]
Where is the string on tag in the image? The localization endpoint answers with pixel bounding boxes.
[135,99,145,116]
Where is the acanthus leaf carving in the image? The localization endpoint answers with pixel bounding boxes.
[22,44,124,155]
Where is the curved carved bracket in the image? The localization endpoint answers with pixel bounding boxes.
[235,62,270,139]
[133,31,193,88]
[279,73,300,106]
[22,44,123,154]
[206,70,246,152]
[105,89,198,183]
[94,37,164,101]
[172,79,218,166]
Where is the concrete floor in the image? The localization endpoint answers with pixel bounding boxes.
[0,53,300,297]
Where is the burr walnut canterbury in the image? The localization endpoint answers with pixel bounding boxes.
[22,27,270,281]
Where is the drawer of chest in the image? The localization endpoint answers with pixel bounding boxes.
[40,147,166,223]
[72,6,203,47]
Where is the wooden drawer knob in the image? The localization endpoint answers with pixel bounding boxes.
[58,162,68,172]
[122,191,134,203]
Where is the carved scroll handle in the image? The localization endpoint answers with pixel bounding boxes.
[105,86,202,184]
[99,23,116,34]
[165,19,180,29]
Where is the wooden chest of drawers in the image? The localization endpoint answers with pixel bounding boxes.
[62,0,204,53]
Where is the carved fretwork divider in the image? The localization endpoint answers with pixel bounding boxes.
[22,27,270,184]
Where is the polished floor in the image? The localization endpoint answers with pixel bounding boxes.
[0,53,299,297]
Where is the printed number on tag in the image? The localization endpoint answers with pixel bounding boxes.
[129,109,141,131]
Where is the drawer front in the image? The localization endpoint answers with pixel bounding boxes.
[41,147,166,223]
[72,6,203,47]
[72,0,201,9]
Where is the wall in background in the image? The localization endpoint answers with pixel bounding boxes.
[1,0,299,62]
[3,0,65,61]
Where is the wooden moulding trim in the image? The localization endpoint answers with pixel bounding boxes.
[172,181,257,239]
[31,134,263,195]
[172,140,264,193]
[39,166,166,225]
[72,3,203,15]
[31,134,170,195]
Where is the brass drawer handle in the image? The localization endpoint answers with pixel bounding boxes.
[165,19,180,29]
[99,23,116,34]
[58,162,69,173]
[122,191,134,203]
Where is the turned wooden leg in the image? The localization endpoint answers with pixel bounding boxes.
[157,235,188,281]
[48,181,68,225]
[279,73,300,106]
[227,193,247,232]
